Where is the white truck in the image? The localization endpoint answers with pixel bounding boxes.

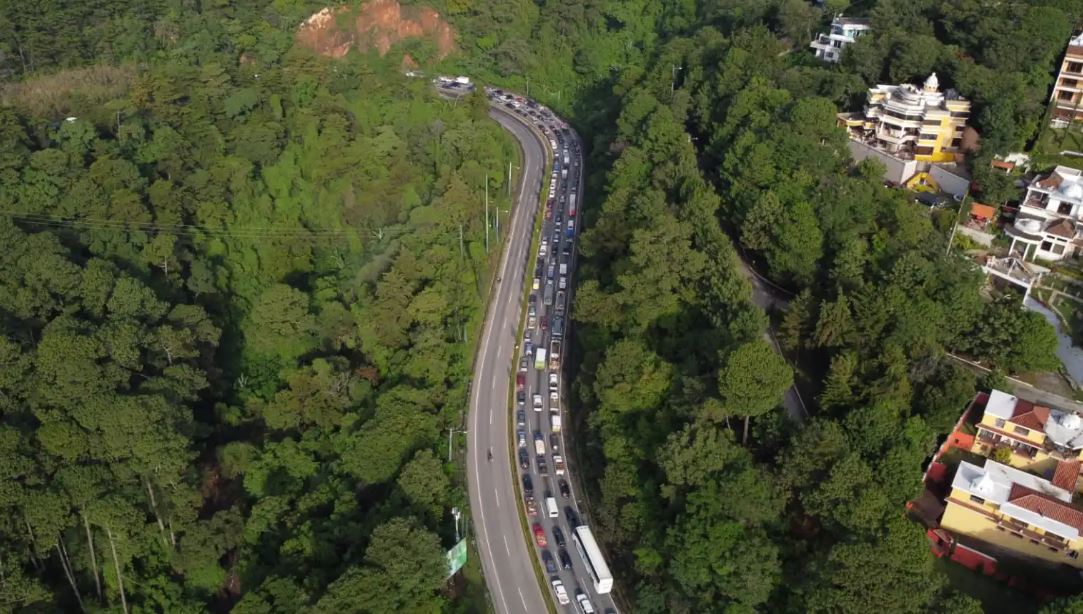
[553,454,565,475]
[551,414,562,433]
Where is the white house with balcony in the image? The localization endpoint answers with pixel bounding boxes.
[1007,166,1083,261]
[809,16,871,63]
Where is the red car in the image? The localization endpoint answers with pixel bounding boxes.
[533,523,547,547]
[516,373,526,390]
[540,316,548,332]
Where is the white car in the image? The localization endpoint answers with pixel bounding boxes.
[576,591,594,613]
[552,580,569,605]
[533,393,543,412]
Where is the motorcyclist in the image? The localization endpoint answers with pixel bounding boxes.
[487,448,493,462]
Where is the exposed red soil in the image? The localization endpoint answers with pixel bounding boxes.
[296,0,456,60]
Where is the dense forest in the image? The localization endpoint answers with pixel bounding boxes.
[0,1,517,611]
[443,0,1082,611]
[3,0,1083,612]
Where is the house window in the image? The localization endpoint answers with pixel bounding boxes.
[1052,243,1066,255]
[1060,202,1073,215]
[1041,241,1053,252]
[1031,539,1041,544]
[1013,425,1030,436]
[1069,62,1083,73]
[1061,90,1076,101]
[995,419,1006,428]
[1071,550,1080,559]
[969,495,986,505]
[951,138,962,147]
[1011,532,1024,539]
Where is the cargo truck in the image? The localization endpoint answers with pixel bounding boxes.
[550,414,562,433]
[543,282,554,306]
[569,194,577,217]
[535,348,547,370]
[549,340,561,368]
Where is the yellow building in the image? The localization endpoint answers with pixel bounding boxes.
[971,389,1083,479]
[837,73,970,164]
[941,459,1083,568]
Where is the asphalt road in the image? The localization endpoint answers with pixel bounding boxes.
[465,87,619,614]
[467,107,549,614]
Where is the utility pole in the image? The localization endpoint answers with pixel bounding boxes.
[447,426,466,462]
[484,173,490,253]
[508,161,512,196]
[459,224,465,261]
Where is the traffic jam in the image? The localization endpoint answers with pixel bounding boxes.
[486,86,613,614]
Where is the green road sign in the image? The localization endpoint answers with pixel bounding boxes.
[446,539,468,578]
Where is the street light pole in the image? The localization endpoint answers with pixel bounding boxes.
[484,173,489,253]
[671,64,682,98]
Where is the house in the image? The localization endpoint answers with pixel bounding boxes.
[1005,165,1083,261]
[971,389,1083,476]
[940,459,1083,568]
[1050,32,1083,127]
[837,73,971,184]
[809,16,871,64]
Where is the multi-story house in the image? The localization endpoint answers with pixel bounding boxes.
[941,459,1083,568]
[838,73,969,163]
[1006,165,1083,262]
[837,73,970,184]
[1050,33,1083,126]
[809,16,871,64]
[971,389,1083,474]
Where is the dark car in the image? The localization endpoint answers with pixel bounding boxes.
[517,409,526,427]
[517,390,526,407]
[559,478,570,498]
[542,550,557,574]
[564,506,579,526]
[523,475,534,497]
[536,455,549,475]
[519,448,530,470]
[552,526,566,548]
[559,548,573,570]
[549,434,560,451]
[519,356,529,372]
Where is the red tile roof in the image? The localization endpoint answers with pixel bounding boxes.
[1010,399,1049,430]
[1047,219,1077,239]
[1008,483,1083,533]
[1054,460,1081,492]
[1036,172,1064,190]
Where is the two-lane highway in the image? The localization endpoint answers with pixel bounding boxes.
[467,107,549,614]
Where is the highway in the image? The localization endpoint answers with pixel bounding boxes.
[466,104,548,614]
[461,81,618,614]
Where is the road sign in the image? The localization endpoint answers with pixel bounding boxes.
[446,539,468,578]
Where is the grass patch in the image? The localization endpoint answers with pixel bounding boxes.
[1031,124,1083,171]
[1,63,136,118]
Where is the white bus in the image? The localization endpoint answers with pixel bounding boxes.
[572,526,613,594]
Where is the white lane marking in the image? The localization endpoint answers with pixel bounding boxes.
[504,534,512,556]
[518,587,529,612]
[495,488,500,508]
